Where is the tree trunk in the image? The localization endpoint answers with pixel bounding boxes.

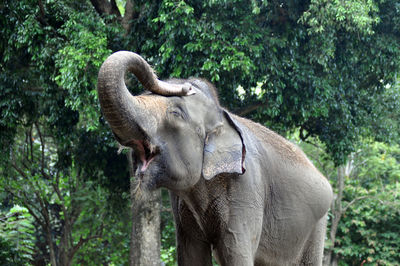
[127,150,161,266]
[324,157,355,266]
[45,225,58,266]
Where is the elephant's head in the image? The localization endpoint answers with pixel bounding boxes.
[97,51,246,191]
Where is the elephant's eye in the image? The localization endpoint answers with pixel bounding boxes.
[171,111,181,117]
[169,109,186,120]
[168,106,187,121]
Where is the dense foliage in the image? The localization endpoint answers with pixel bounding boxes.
[296,136,400,265]
[0,1,130,264]
[0,205,35,265]
[334,142,400,265]
[1,0,399,265]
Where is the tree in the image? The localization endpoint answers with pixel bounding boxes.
[332,141,400,265]
[295,135,400,265]
[126,149,161,266]
[1,1,130,264]
[0,122,130,265]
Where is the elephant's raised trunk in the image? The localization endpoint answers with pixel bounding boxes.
[97,51,194,143]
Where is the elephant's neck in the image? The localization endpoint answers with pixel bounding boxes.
[176,176,230,243]
[178,178,211,215]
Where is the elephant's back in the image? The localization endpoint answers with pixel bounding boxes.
[231,115,316,167]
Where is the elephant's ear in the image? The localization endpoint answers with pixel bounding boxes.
[202,110,246,180]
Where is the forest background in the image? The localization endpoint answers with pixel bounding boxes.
[1,0,399,265]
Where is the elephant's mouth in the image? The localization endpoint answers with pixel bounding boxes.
[130,139,159,172]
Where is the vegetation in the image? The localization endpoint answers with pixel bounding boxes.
[1,0,399,265]
[333,142,400,265]
[295,136,400,265]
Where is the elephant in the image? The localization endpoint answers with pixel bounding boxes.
[97,51,333,266]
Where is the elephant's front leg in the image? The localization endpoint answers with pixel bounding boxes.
[214,211,263,266]
[176,225,213,266]
[170,192,213,266]
[213,233,255,266]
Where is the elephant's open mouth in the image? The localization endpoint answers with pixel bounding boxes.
[130,139,159,172]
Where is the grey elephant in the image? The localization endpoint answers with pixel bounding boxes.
[97,51,333,265]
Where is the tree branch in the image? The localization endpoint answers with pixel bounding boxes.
[0,212,19,222]
[90,0,121,17]
[11,161,28,179]
[52,177,73,248]
[37,0,47,24]
[23,132,29,162]
[69,232,103,261]
[342,195,369,213]
[5,188,46,228]
[23,200,45,228]
[28,128,34,162]
[234,101,266,116]
[122,0,136,34]
[35,122,46,174]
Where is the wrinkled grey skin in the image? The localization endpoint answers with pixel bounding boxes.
[97,51,333,266]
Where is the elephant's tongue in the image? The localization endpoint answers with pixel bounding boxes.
[140,154,156,172]
[131,140,156,172]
